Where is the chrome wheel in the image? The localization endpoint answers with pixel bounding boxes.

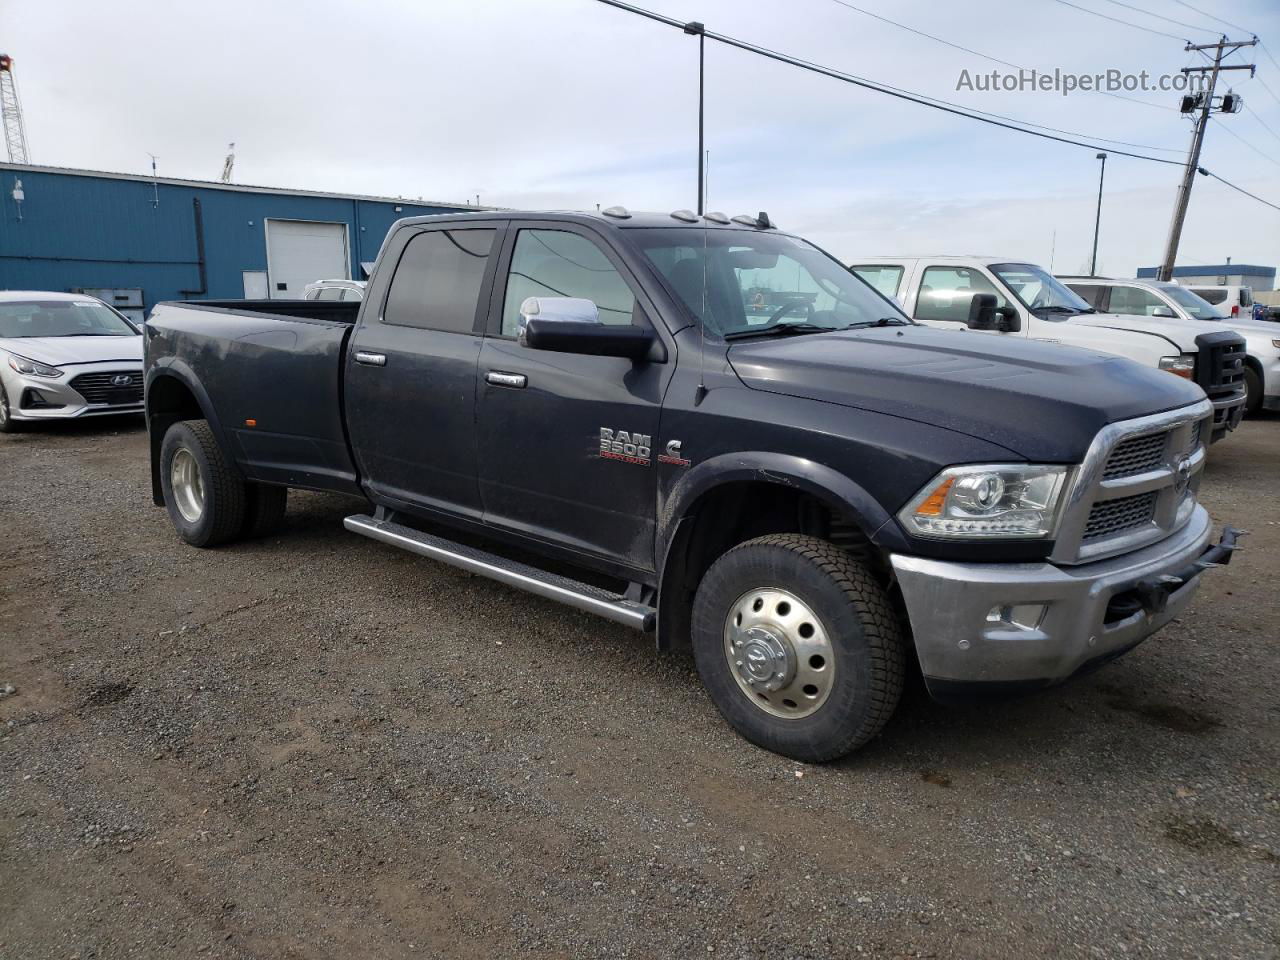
[724,587,835,719]
[0,391,8,426]
[170,447,205,523]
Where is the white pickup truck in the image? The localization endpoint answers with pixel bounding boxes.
[850,257,1247,442]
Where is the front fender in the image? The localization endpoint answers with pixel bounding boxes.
[145,361,229,505]
[659,450,907,564]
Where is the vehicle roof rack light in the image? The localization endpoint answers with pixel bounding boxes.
[703,211,730,224]
[670,209,698,222]
[601,205,632,219]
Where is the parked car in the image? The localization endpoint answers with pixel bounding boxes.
[1061,276,1280,416]
[0,291,144,432]
[849,257,1247,442]
[302,279,366,302]
[143,210,1239,762]
[1176,283,1253,319]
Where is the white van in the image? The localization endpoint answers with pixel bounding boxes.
[850,257,1247,441]
[1176,283,1253,320]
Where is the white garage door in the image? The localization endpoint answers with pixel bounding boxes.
[265,219,349,299]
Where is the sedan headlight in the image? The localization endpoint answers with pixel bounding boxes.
[6,354,64,379]
[899,464,1069,539]
[1158,354,1195,379]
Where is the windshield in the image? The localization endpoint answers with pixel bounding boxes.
[1161,285,1225,320]
[629,228,908,338]
[990,263,1092,318]
[0,300,138,338]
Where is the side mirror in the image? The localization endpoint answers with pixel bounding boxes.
[967,294,1022,333]
[1151,306,1177,319]
[518,296,657,361]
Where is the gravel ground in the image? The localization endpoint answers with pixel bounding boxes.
[1,414,1277,960]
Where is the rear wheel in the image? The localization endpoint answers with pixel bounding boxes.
[160,420,246,547]
[1243,366,1263,417]
[691,534,906,762]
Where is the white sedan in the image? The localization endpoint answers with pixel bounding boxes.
[0,291,144,432]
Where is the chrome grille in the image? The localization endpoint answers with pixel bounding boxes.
[69,371,143,406]
[1103,432,1167,480]
[1083,492,1157,541]
[1051,399,1211,565]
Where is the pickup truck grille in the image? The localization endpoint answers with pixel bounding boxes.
[1051,400,1210,565]
[1083,492,1157,541]
[1195,330,1247,433]
[69,371,144,406]
[1103,433,1167,480]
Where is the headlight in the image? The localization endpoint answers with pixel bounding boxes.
[1158,354,1195,379]
[899,464,1069,539]
[6,354,64,379]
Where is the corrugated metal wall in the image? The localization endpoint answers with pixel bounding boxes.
[0,165,476,310]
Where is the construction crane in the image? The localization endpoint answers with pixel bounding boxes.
[220,142,235,183]
[0,54,30,164]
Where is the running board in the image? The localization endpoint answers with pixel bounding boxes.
[343,514,656,632]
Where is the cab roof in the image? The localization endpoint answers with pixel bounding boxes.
[392,209,788,232]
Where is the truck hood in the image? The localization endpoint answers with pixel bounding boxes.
[727,325,1204,462]
[1066,311,1214,351]
[0,335,144,368]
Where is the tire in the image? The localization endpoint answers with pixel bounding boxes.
[691,534,906,763]
[242,484,288,539]
[0,385,19,433]
[159,419,247,547]
[1243,366,1263,418]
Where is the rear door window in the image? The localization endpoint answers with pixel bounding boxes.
[1066,284,1107,309]
[914,266,1008,323]
[850,264,904,299]
[316,286,343,301]
[383,228,496,333]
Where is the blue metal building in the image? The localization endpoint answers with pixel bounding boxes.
[0,162,478,317]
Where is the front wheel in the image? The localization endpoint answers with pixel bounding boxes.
[691,534,906,763]
[0,385,19,433]
[1243,367,1263,418]
[160,420,247,547]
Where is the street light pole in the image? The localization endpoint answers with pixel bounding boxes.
[684,21,706,215]
[1090,152,1106,276]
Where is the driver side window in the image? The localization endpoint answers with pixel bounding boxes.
[501,230,636,336]
[914,267,1007,323]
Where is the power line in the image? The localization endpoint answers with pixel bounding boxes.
[593,0,1183,164]
[1167,0,1253,38]
[1259,42,1280,75]
[1256,74,1280,111]
[1244,104,1280,145]
[1047,0,1191,42]
[1199,167,1280,212]
[1210,117,1280,168]
[1094,0,1218,35]
[823,0,1172,112]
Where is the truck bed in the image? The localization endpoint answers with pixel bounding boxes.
[145,300,360,495]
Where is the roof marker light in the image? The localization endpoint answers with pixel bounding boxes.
[601,205,631,219]
[703,211,729,224]
[670,209,698,223]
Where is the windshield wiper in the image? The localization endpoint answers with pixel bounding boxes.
[724,323,834,341]
[1035,305,1082,314]
[844,317,910,328]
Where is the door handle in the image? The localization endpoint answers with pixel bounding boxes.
[486,371,527,388]
[354,351,386,367]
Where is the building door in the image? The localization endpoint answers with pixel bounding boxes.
[265,219,348,299]
[242,271,268,299]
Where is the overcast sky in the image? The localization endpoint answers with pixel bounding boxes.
[5,0,1279,276]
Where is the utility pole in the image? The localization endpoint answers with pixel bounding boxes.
[1158,36,1256,281]
[1090,152,1106,276]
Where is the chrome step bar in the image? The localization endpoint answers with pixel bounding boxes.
[343,514,656,632]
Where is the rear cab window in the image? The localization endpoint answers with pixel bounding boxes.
[850,264,904,300]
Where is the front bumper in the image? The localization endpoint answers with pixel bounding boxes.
[4,362,143,421]
[891,506,1237,699]
[1208,388,1245,441]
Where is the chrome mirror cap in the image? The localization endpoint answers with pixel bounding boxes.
[518,296,601,345]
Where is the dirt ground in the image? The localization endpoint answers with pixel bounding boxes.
[1,414,1277,960]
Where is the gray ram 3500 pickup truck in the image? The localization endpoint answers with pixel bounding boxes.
[144,209,1240,762]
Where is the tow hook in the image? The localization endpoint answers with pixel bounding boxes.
[1132,526,1245,616]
